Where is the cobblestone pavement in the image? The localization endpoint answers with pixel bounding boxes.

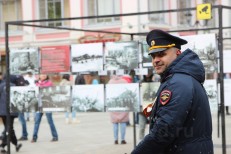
[0,112,230,154]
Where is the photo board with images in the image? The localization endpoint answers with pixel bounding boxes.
[141,82,160,110]
[181,34,217,73]
[141,41,152,67]
[104,41,139,70]
[224,79,231,106]
[40,86,71,112]
[223,50,231,73]
[72,84,104,112]
[10,47,39,74]
[71,43,103,72]
[106,83,140,112]
[10,86,39,113]
[204,79,218,112]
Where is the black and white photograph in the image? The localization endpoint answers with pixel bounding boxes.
[71,43,103,72]
[72,84,104,112]
[223,50,231,73]
[224,79,231,106]
[10,47,39,75]
[10,86,39,113]
[105,41,139,70]
[204,79,218,112]
[141,82,160,110]
[40,86,71,112]
[182,34,217,73]
[141,41,152,67]
[106,83,139,112]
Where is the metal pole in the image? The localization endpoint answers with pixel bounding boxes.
[132,112,137,148]
[130,34,137,148]
[5,22,11,154]
[218,5,226,154]
[217,103,220,138]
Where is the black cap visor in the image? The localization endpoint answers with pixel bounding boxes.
[148,47,167,55]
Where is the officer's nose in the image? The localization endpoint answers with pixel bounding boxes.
[152,56,161,65]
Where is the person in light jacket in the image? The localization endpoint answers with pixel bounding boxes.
[31,74,58,142]
[109,75,132,144]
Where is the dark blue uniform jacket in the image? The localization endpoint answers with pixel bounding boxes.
[132,49,213,154]
[0,75,19,117]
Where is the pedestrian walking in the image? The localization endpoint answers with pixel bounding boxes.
[0,75,23,152]
[31,74,58,142]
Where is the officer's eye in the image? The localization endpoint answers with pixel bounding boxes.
[151,51,167,59]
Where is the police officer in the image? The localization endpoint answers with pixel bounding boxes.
[132,29,213,154]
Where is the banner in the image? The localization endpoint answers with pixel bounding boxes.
[40,45,70,73]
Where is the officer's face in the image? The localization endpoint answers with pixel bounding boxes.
[151,48,181,75]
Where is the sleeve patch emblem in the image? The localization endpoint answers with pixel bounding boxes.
[160,90,172,105]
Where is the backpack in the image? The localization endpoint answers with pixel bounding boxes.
[15,75,29,86]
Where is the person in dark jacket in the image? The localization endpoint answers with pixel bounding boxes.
[0,75,22,152]
[132,29,213,154]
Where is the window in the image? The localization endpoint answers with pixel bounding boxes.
[38,0,64,27]
[203,0,216,28]
[0,0,22,31]
[85,0,120,25]
[177,0,192,26]
[177,0,216,28]
[148,0,165,24]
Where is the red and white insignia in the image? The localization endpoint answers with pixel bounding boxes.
[160,90,172,105]
[142,97,157,117]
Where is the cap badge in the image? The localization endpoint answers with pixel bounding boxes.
[160,90,172,105]
[151,40,155,46]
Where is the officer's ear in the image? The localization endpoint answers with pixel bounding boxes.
[176,49,181,56]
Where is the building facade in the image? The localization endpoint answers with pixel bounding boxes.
[0,0,231,73]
